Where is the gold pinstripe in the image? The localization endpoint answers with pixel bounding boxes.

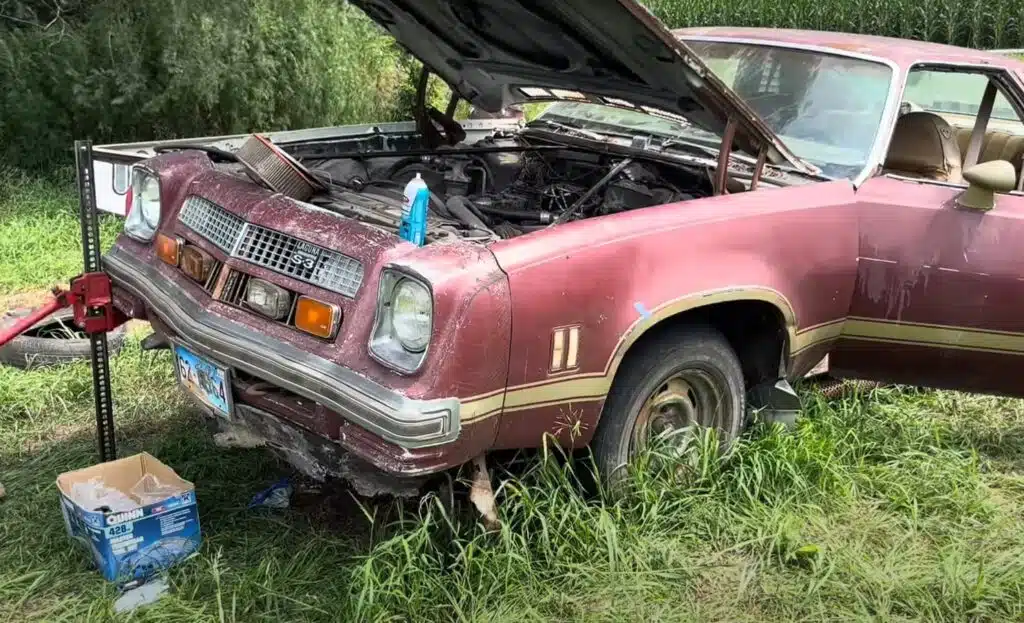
[456,288,1024,423]
[842,317,1024,354]
[460,286,797,422]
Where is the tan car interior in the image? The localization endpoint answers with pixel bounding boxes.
[881,111,964,183]
[883,72,1024,188]
[953,126,1024,183]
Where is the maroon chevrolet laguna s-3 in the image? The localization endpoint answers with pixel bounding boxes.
[95,0,1024,496]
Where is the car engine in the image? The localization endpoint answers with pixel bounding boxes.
[298,136,711,242]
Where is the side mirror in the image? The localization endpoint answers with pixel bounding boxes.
[957,160,1017,211]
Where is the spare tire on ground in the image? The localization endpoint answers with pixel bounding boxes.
[0,307,127,369]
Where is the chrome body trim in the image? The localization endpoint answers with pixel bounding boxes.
[104,246,461,449]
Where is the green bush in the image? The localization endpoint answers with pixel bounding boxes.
[0,0,415,170]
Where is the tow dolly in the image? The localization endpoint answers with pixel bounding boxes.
[0,141,127,462]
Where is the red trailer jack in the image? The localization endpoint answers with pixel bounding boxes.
[0,141,127,462]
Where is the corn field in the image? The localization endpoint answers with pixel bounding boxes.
[646,0,1023,50]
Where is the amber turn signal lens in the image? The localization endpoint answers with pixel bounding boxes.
[180,244,215,284]
[294,296,340,339]
[155,233,180,266]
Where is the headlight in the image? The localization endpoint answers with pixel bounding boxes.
[245,278,292,320]
[392,279,432,352]
[124,167,161,241]
[369,270,433,373]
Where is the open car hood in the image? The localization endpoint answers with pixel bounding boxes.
[351,0,815,173]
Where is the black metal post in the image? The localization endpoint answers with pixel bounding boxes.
[74,140,117,462]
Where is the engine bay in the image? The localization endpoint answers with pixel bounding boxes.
[295,134,714,242]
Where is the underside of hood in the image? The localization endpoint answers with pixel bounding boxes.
[350,0,811,172]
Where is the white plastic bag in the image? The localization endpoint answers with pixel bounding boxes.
[130,473,182,506]
[70,477,139,513]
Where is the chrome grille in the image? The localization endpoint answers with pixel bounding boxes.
[176,195,363,297]
[313,251,365,298]
[178,196,245,252]
[236,225,364,297]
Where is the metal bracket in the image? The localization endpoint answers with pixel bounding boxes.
[713,118,738,196]
[747,378,802,428]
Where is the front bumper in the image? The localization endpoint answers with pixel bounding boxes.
[103,246,461,449]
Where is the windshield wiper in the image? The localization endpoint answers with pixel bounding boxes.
[526,119,607,141]
[528,124,751,168]
[656,138,824,177]
[527,122,823,178]
[655,138,753,163]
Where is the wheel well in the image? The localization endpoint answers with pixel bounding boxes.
[620,301,788,390]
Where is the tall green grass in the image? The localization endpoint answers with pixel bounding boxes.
[1,183,1021,619]
[0,168,120,294]
[2,177,1024,619]
[348,387,1024,621]
[4,361,1023,621]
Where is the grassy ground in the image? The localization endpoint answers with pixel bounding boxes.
[2,174,1024,621]
[0,168,121,297]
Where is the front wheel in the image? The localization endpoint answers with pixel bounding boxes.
[591,326,745,487]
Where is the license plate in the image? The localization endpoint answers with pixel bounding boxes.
[173,344,233,418]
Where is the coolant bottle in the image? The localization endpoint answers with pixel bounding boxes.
[408,187,429,246]
[400,173,428,243]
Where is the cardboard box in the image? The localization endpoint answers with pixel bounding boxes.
[56,452,201,585]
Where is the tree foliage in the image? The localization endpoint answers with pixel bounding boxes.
[0,0,414,169]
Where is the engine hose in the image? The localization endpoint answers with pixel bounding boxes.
[428,192,450,217]
[463,197,491,224]
[475,205,555,224]
[446,196,495,237]
[555,157,633,224]
[359,180,449,217]
[385,157,431,179]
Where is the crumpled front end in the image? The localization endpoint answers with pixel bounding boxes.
[106,151,512,485]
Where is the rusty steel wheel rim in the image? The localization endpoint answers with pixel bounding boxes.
[630,368,727,455]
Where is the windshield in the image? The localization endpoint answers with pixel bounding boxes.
[530,41,894,180]
[686,41,892,178]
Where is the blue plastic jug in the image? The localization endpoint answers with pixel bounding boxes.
[406,187,429,247]
[400,173,429,245]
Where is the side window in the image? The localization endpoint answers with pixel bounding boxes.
[891,68,1024,188]
[903,70,1024,136]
